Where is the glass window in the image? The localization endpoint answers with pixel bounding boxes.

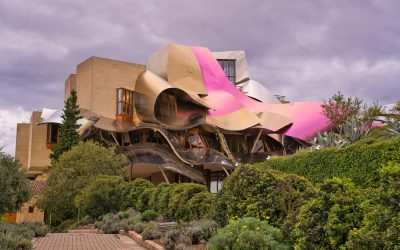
[209,171,227,193]
[116,88,134,116]
[47,123,59,144]
[217,59,236,83]
[156,92,177,118]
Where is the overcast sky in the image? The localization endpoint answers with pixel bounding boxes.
[1,0,400,155]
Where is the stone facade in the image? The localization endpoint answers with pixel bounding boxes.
[75,57,145,119]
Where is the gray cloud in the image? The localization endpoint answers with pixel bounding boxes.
[1,0,400,154]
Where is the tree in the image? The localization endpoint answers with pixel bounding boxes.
[75,175,129,218]
[38,141,127,220]
[0,150,31,213]
[321,91,363,133]
[50,89,82,162]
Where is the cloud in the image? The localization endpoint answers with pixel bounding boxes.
[0,107,31,156]
[1,0,400,155]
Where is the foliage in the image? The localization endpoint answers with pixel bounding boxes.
[342,118,370,143]
[216,166,316,229]
[50,89,82,162]
[133,222,144,233]
[125,178,155,211]
[75,175,129,218]
[167,183,208,221]
[0,150,31,214]
[312,131,348,149]
[163,229,192,250]
[38,141,127,220]
[141,209,158,222]
[387,120,400,137]
[186,220,218,244]
[322,91,363,133]
[351,126,392,146]
[208,217,288,250]
[346,162,400,249]
[21,222,48,237]
[186,191,217,220]
[258,136,400,187]
[0,222,48,250]
[0,232,32,250]
[292,178,364,249]
[142,222,161,240]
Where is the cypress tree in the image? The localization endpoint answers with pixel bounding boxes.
[50,89,82,162]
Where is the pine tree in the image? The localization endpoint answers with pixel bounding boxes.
[50,89,82,162]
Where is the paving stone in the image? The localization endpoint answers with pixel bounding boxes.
[33,233,147,250]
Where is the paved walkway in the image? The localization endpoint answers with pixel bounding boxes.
[33,233,147,250]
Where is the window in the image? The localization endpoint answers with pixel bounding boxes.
[217,59,236,83]
[116,88,134,117]
[155,92,177,118]
[28,206,34,213]
[47,123,59,144]
[209,171,227,193]
[225,135,244,153]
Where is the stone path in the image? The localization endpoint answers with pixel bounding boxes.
[33,233,147,250]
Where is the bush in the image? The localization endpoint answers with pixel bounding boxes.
[141,209,158,222]
[95,213,122,234]
[163,229,192,250]
[346,162,400,249]
[216,166,316,228]
[208,217,288,250]
[0,222,47,250]
[0,232,32,250]
[142,223,161,240]
[38,141,127,220]
[117,208,141,220]
[186,192,217,220]
[0,150,31,214]
[125,178,155,211]
[186,220,218,244]
[148,183,169,212]
[168,183,208,221]
[257,136,400,187]
[136,187,156,212]
[292,178,364,249]
[21,222,48,237]
[75,175,129,218]
[133,222,145,233]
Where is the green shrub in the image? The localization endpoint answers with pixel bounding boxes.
[148,183,169,212]
[216,166,316,228]
[163,229,192,250]
[346,162,400,249]
[136,187,156,212]
[125,178,155,210]
[0,222,47,250]
[257,136,400,187]
[117,208,140,220]
[292,178,364,249]
[0,232,32,250]
[186,192,217,220]
[168,183,208,221]
[186,220,218,244]
[208,217,288,250]
[95,213,122,234]
[75,175,128,218]
[133,222,144,233]
[38,141,127,220]
[141,209,158,222]
[21,222,48,237]
[142,222,161,240]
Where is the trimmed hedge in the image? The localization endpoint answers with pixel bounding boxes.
[257,136,400,187]
[216,166,316,229]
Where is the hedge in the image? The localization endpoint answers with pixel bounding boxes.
[256,136,400,187]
